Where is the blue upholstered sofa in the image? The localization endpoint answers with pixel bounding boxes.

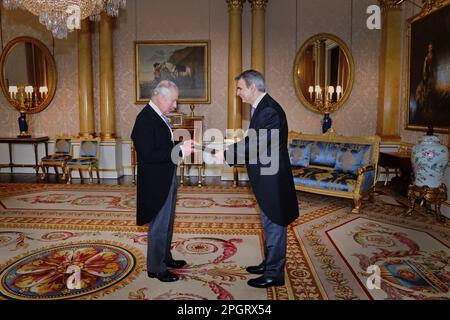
[288,129,381,213]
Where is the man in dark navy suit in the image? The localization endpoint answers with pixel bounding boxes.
[225,70,299,288]
[131,80,195,282]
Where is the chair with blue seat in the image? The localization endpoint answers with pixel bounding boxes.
[66,137,101,184]
[40,136,72,181]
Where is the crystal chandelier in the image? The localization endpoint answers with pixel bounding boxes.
[2,0,126,39]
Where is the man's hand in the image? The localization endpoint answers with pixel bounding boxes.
[181,139,196,157]
[192,141,203,152]
[212,149,225,164]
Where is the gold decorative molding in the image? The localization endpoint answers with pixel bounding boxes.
[378,0,402,10]
[420,0,445,16]
[381,0,445,14]
[226,0,245,11]
[249,0,268,10]
[402,0,450,133]
[293,34,355,115]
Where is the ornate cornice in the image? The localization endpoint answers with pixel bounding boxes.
[226,0,245,11]
[380,0,445,13]
[421,0,445,14]
[378,0,403,10]
[249,0,268,10]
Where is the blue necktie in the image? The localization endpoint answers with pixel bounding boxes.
[161,114,174,142]
[161,114,171,127]
[251,107,255,118]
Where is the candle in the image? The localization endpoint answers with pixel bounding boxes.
[315,85,321,99]
[336,85,342,99]
[328,86,334,100]
[8,86,18,99]
[39,86,48,99]
[308,86,314,100]
[25,86,33,99]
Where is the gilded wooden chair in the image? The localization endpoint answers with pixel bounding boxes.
[66,137,101,184]
[39,136,72,181]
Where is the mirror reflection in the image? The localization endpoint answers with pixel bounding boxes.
[293,33,354,114]
[0,37,56,114]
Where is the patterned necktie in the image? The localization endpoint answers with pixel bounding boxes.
[161,113,174,142]
[161,114,171,127]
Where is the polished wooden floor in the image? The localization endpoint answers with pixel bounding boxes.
[0,172,249,187]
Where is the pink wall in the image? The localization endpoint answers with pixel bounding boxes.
[0,0,445,145]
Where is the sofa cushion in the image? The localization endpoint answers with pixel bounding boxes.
[338,143,372,166]
[309,142,338,167]
[289,144,310,167]
[334,148,365,175]
[292,167,357,192]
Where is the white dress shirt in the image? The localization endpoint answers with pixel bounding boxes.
[251,92,267,116]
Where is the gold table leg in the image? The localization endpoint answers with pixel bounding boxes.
[406,184,447,222]
[179,161,185,185]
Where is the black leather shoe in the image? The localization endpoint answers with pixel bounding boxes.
[247,275,284,288]
[166,259,187,269]
[246,262,265,274]
[147,270,179,282]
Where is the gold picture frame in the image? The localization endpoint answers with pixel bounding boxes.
[135,40,210,104]
[404,0,450,133]
[292,33,355,115]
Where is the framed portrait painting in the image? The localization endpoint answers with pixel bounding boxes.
[135,40,210,104]
[405,1,450,132]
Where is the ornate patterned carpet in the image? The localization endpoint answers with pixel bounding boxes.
[0,183,449,300]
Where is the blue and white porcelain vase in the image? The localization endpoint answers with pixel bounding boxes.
[411,133,448,188]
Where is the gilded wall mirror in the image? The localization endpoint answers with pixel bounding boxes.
[293,33,354,115]
[0,36,57,114]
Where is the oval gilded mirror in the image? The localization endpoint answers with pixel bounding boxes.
[293,33,354,114]
[0,36,57,114]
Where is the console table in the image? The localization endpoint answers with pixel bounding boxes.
[379,151,412,196]
[0,136,49,175]
[168,114,204,186]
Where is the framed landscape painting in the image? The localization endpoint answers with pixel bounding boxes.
[405,1,450,133]
[135,40,210,104]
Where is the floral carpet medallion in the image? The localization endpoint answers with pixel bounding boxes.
[0,241,141,300]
